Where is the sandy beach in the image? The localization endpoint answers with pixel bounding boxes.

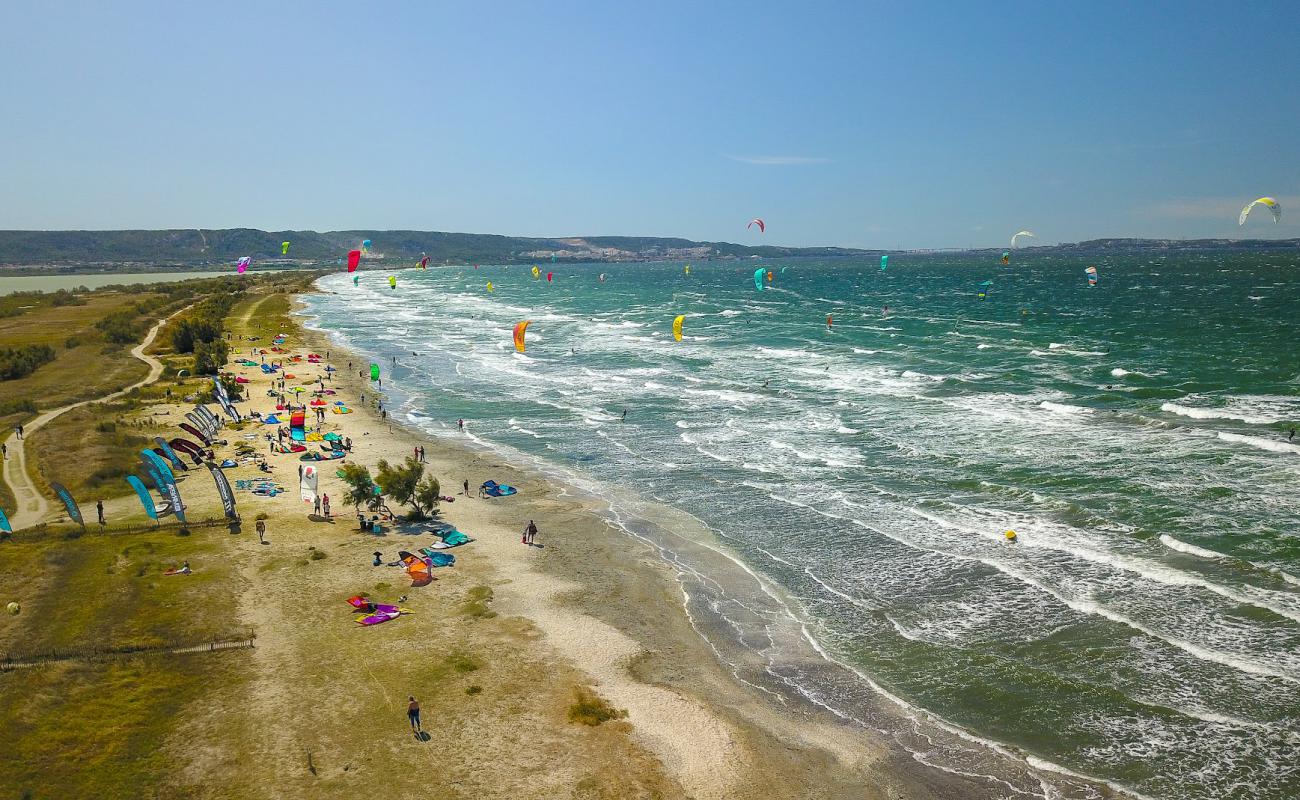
[0,287,970,799]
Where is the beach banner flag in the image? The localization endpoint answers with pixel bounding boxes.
[49,481,84,529]
[159,474,187,524]
[169,438,206,463]
[196,405,221,434]
[301,464,318,505]
[154,437,187,471]
[137,462,172,516]
[141,448,176,487]
[207,464,239,521]
[212,377,229,404]
[125,475,159,520]
[180,421,211,446]
[0,506,11,534]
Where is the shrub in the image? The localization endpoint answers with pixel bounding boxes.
[0,344,57,380]
[193,339,229,375]
[567,689,626,726]
[96,310,145,344]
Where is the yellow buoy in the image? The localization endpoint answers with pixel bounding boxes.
[1005,530,1017,542]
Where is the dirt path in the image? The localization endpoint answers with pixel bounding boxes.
[1,308,186,530]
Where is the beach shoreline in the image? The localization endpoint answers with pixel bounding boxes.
[288,288,1112,799]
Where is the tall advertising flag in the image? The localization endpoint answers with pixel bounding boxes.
[207,464,238,521]
[49,481,84,529]
[125,475,159,520]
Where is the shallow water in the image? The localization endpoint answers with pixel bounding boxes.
[303,253,1300,799]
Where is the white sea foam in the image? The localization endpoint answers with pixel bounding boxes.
[1163,403,1278,425]
[1160,534,1225,560]
[1039,401,1092,415]
[1217,432,1298,455]
[1110,368,1131,377]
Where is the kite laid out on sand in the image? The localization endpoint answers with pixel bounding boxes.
[348,595,410,626]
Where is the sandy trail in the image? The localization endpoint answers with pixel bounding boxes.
[2,307,187,530]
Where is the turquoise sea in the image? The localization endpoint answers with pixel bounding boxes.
[303,253,1300,799]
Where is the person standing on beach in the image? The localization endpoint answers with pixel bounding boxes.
[463,478,469,496]
[256,518,266,543]
[96,500,105,526]
[407,696,422,734]
[322,494,331,520]
[458,419,464,432]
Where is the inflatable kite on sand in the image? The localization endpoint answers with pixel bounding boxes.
[348,595,411,625]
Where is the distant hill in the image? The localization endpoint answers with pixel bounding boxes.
[0,228,875,270]
[1033,237,1300,253]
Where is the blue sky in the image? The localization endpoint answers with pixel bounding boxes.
[2,1,1298,248]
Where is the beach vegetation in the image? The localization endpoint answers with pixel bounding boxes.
[567,688,627,726]
[0,343,57,380]
[376,456,439,518]
[339,463,378,510]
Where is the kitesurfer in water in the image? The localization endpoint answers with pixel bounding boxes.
[882,305,890,316]
[1290,427,1296,441]
[621,410,627,421]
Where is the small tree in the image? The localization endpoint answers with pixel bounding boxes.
[377,457,439,518]
[193,339,229,376]
[414,476,441,518]
[340,463,377,511]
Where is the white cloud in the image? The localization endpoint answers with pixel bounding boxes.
[724,154,830,166]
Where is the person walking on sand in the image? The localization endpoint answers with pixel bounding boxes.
[527,520,539,545]
[408,696,422,734]
[1,442,6,460]
[313,495,321,516]
[15,424,22,440]
[256,518,266,543]
[96,500,105,526]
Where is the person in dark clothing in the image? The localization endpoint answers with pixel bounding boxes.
[407,696,421,733]
[96,500,105,526]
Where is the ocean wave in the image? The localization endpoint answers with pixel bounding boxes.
[1159,534,1225,560]
[1039,401,1092,415]
[1163,403,1278,425]
[1216,432,1299,455]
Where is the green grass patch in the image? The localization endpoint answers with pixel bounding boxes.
[460,585,497,619]
[567,688,627,727]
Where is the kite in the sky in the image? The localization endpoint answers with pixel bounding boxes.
[1085,265,1098,286]
[347,250,361,272]
[420,255,429,269]
[1010,230,1036,248]
[281,241,290,255]
[513,320,531,352]
[531,266,540,279]
[754,267,766,291]
[487,281,494,293]
[361,239,373,255]
[236,256,250,274]
[546,271,553,283]
[1001,251,1010,265]
[684,265,691,275]
[672,314,685,342]
[388,276,397,289]
[1238,197,1281,226]
[748,218,765,233]
[880,255,888,271]
[977,279,993,300]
